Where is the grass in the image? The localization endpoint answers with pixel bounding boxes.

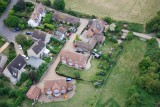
[64,0,160,24]
[0,36,6,47]
[57,59,102,81]
[22,81,98,107]
[96,38,147,107]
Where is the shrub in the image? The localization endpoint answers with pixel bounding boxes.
[74,72,80,79]
[43,0,51,6]
[126,32,134,41]
[44,23,55,30]
[103,16,113,24]
[112,36,118,43]
[43,13,53,23]
[156,33,160,38]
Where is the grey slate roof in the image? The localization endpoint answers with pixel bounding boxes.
[32,39,45,55]
[7,54,26,79]
[32,29,47,41]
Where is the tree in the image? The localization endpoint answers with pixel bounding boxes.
[4,15,19,27]
[139,57,152,71]
[13,0,25,12]
[15,34,28,45]
[43,0,51,6]
[43,13,53,23]
[53,0,65,11]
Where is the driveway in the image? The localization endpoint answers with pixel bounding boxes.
[14,42,24,55]
[0,0,20,42]
[37,18,89,91]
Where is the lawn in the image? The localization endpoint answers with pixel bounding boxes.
[64,0,160,24]
[57,59,102,81]
[96,38,147,107]
[22,81,98,107]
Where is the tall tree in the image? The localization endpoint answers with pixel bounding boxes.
[53,0,65,11]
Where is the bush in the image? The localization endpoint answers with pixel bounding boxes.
[111,36,118,43]
[74,72,80,79]
[156,33,160,38]
[103,16,113,24]
[126,32,134,41]
[43,13,53,23]
[43,0,51,6]
[44,23,55,30]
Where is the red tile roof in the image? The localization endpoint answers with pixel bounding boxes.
[26,85,41,100]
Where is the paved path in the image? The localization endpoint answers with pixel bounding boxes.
[14,42,24,55]
[37,18,88,91]
[0,42,9,53]
[122,29,160,44]
[0,0,20,42]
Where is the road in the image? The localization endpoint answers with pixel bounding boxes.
[37,18,89,91]
[0,0,19,42]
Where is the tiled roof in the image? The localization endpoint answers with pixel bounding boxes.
[32,29,47,42]
[31,40,45,55]
[26,85,41,100]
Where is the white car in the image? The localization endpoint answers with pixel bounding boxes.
[22,55,29,60]
[18,45,22,50]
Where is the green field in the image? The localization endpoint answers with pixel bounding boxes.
[96,38,147,107]
[64,0,160,24]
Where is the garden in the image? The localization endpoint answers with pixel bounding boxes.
[47,37,65,54]
[0,36,6,47]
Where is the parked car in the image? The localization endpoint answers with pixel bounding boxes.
[75,48,83,53]
[18,45,22,50]
[67,33,72,37]
[25,31,32,35]
[12,27,20,32]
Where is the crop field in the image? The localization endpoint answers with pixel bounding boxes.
[64,0,160,24]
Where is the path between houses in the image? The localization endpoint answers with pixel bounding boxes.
[0,42,9,54]
[37,18,89,91]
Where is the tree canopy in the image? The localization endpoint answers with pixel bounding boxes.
[53,0,65,11]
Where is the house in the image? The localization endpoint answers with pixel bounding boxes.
[0,54,7,74]
[26,85,41,100]
[60,50,88,69]
[3,54,26,84]
[74,37,97,51]
[27,39,46,58]
[74,34,105,51]
[44,78,73,97]
[26,56,45,69]
[53,27,68,40]
[53,12,80,25]
[28,3,45,27]
[86,19,106,38]
[32,29,51,44]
